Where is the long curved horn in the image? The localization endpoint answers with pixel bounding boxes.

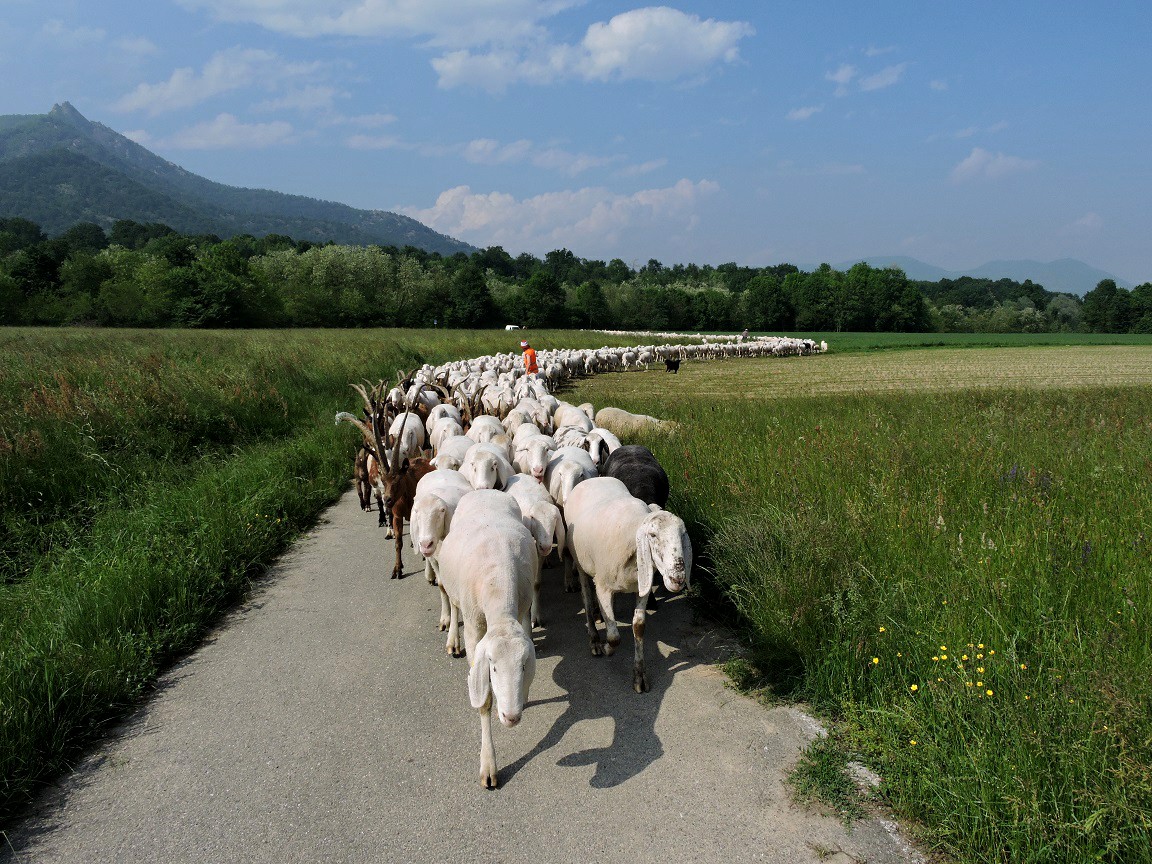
[388,405,411,476]
[350,383,374,415]
[335,412,378,457]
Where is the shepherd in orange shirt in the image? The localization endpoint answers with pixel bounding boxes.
[520,339,538,375]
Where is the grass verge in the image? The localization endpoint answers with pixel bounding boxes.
[571,351,1152,864]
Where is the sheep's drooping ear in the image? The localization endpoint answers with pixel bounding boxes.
[635,522,655,598]
[468,636,492,709]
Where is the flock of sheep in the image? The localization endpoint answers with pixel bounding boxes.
[335,334,824,788]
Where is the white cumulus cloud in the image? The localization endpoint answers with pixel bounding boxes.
[112,47,323,115]
[402,178,719,253]
[859,62,908,91]
[950,147,1038,182]
[162,114,295,149]
[433,7,753,91]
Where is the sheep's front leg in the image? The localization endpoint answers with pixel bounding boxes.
[563,551,578,592]
[578,567,604,656]
[531,562,543,628]
[595,583,620,655]
[632,592,651,693]
[444,589,464,656]
[479,699,498,789]
[425,556,437,585]
[437,579,451,631]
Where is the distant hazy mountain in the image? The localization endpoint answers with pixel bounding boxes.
[0,102,473,254]
[832,255,1132,296]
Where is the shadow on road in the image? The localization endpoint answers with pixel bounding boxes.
[501,565,728,789]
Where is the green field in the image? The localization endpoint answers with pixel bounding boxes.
[2,329,1150,863]
[570,345,1152,864]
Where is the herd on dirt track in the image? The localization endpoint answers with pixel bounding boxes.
[335,335,824,788]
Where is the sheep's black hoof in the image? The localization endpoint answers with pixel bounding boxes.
[633,670,649,693]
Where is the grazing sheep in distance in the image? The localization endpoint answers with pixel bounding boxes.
[600,444,669,508]
[563,476,692,693]
[436,489,538,788]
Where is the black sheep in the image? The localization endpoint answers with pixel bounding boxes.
[600,445,670,508]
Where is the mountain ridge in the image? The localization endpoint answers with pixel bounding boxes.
[0,103,473,254]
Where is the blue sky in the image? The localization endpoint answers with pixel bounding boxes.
[3,1,1150,283]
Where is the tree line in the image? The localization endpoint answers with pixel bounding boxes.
[1,217,1147,333]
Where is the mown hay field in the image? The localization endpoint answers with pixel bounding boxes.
[569,345,1152,864]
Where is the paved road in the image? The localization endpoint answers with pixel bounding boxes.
[2,490,919,864]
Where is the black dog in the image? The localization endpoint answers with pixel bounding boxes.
[664,357,681,373]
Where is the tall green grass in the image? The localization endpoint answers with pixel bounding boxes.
[0,326,630,821]
[572,370,1152,863]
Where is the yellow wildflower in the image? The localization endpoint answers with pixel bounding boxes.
[872,657,879,665]
[986,689,993,696]
[910,684,919,692]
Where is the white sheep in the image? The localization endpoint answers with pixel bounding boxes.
[544,446,598,508]
[430,435,473,471]
[513,433,557,482]
[584,427,622,466]
[593,406,677,437]
[466,414,506,444]
[410,468,473,594]
[504,474,566,627]
[460,442,516,491]
[437,489,538,788]
[563,476,692,693]
[428,415,464,452]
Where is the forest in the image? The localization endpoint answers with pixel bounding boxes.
[2,216,1149,333]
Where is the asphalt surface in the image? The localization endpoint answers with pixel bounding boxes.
[2,489,920,864]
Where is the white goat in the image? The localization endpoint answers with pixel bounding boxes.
[563,477,692,693]
[437,489,537,788]
[505,474,566,627]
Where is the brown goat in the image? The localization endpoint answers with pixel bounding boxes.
[381,456,436,579]
[353,444,375,511]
